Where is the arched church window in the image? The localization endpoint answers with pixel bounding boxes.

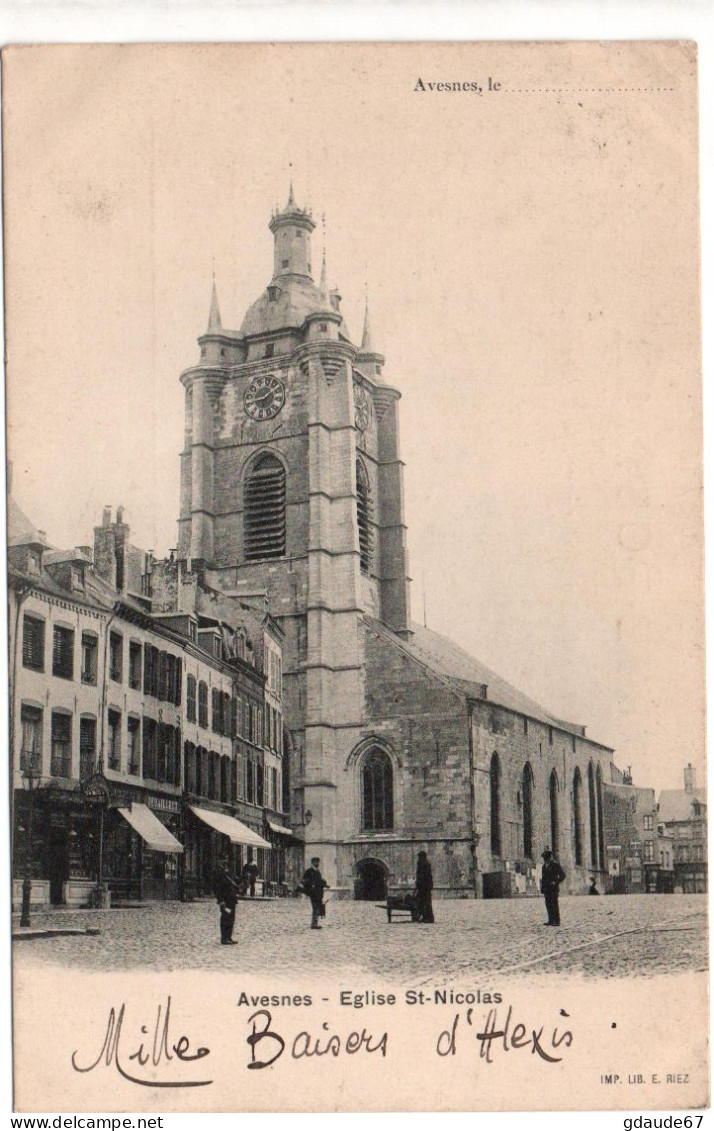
[588,762,598,867]
[522,762,534,858]
[549,769,559,856]
[244,453,286,561]
[573,767,584,866]
[356,459,372,573]
[490,753,502,856]
[362,748,393,831]
[596,764,605,870]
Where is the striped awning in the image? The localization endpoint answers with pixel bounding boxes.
[189,805,271,849]
[117,804,183,853]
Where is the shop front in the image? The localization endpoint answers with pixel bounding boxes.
[183,800,271,897]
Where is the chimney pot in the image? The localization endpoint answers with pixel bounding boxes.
[102,506,112,526]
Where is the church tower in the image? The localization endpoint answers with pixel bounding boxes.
[177,188,411,882]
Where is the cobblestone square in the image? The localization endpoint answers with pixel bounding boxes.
[14,893,707,984]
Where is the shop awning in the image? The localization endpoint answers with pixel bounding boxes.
[268,820,299,838]
[189,805,271,849]
[117,804,184,853]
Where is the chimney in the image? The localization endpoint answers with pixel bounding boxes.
[684,764,696,793]
[102,506,112,527]
[116,505,125,525]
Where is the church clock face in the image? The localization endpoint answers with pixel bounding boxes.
[244,374,286,421]
[354,382,371,432]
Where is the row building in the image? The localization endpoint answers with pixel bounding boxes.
[9,492,295,908]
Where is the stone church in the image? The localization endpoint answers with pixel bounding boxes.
[176,187,618,899]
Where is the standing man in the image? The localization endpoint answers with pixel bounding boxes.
[540,848,566,926]
[248,860,259,898]
[302,856,327,930]
[414,850,435,923]
[212,855,240,945]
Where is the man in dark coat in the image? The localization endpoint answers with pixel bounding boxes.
[540,848,566,926]
[414,850,435,923]
[212,858,240,944]
[302,857,327,929]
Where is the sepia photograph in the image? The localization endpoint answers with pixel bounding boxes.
[3,40,707,1112]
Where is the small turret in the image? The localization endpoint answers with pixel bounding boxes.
[207,277,222,332]
[356,292,385,378]
[268,183,316,279]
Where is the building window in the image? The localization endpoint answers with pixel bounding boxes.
[644,814,653,831]
[522,761,534,858]
[644,840,655,862]
[187,675,197,723]
[548,727,554,745]
[244,453,286,560]
[142,718,158,779]
[523,716,528,736]
[267,286,279,302]
[212,688,222,734]
[71,567,84,591]
[549,769,559,856]
[129,642,142,690]
[22,615,45,672]
[271,766,278,811]
[52,626,74,680]
[573,766,584,866]
[81,633,98,685]
[356,459,372,573]
[281,259,289,268]
[109,633,123,683]
[490,752,502,856]
[28,550,41,575]
[79,716,96,780]
[127,717,140,775]
[198,682,209,729]
[108,709,121,770]
[50,712,72,777]
[20,705,42,773]
[265,343,275,358]
[362,748,394,831]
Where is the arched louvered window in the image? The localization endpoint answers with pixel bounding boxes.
[362,748,393,830]
[490,752,502,856]
[573,767,584,866]
[549,769,559,856]
[588,762,598,867]
[245,453,286,560]
[522,762,534,858]
[356,459,372,573]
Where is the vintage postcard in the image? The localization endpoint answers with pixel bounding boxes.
[3,42,707,1112]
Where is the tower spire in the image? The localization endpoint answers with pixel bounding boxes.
[361,290,374,353]
[207,275,222,332]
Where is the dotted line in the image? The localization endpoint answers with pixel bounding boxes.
[503,87,675,94]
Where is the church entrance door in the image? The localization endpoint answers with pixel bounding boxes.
[354,857,388,901]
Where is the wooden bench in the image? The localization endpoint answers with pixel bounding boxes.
[379,892,417,923]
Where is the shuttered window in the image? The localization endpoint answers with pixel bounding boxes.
[187,675,197,722]
[20,705,42,772]
[244,454,286,560]
[79,716,96,780]
[212,688,222,733]
[23,616,45,672]
[52,626,74,680]
[50,712,72,777]
[198,682,209,729]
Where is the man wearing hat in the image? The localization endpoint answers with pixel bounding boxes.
[301,856,328,930]
[540,848,566,926]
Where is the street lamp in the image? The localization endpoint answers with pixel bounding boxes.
[19,765,42,928]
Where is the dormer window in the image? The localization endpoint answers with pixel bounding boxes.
[281,259,289,269]
[28,551,41,575]
[319,323,327,332]
[265,343,275,359]
[71,566,83,590]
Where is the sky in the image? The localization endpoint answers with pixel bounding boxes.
[3,41,704,792]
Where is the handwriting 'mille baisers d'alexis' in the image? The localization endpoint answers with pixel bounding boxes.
[437,1006,574,1065]
[71,997,212,1088]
